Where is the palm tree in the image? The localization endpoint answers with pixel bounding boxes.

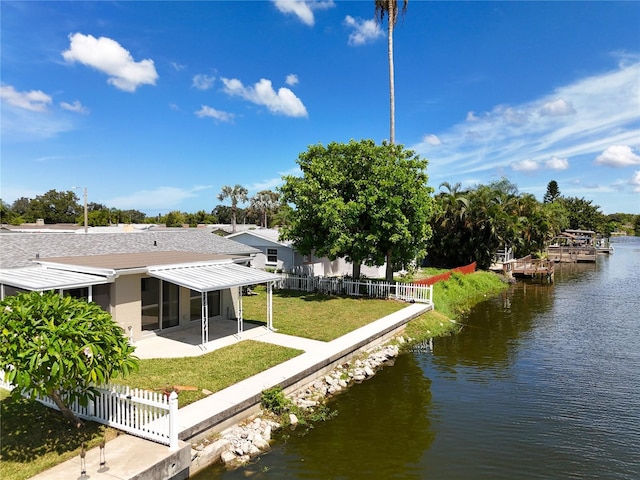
[375,0,408,145]
[250,190,280,228]
[217,184,248,233]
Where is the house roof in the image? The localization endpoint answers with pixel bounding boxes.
[0,231,278,293]
[148,261,282,292]
[226,228,293,248]
[0,230,259,269]
[0,266,113,291]
[36,251,239,271]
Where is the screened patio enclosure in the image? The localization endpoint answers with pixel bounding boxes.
[147,262,282,347]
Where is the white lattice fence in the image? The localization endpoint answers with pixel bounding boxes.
[0,373,178,449]
[277,274,433,304]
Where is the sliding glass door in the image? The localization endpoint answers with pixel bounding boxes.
[190,289,221,321]
[141,277,180,331]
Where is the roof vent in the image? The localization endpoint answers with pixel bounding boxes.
[153,240,157,247]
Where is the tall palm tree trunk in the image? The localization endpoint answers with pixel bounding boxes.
[387,0,396,145]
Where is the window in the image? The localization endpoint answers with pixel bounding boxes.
[190,290,221,321]
[65,287,89,301]
[92,283,111,313]
[162,282,180,329]
[267,248,278,264]
[2,286,27,299]
[141,277,160,331]
[141,277,180,331]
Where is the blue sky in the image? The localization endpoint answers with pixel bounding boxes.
[1,1,639,216]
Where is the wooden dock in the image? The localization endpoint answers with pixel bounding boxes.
[546,245,597,263]
[504,255,555,280]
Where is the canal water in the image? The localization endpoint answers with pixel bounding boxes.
[196,237,640,480]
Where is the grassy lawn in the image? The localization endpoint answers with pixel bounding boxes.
[242,287,407,341]
[0,388,119,480]
[1,275,507,479]
[0,340,301,480]
[120,340,302,406]
[404,270,509,341]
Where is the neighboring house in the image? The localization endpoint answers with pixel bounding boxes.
[226,228,386,278]
[0,230,281,345]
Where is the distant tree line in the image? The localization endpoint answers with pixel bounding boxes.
[428,178,638,269]
[0,188,286,229]
[0,173,637,270]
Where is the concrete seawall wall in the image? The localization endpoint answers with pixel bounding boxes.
[179,303,431,443]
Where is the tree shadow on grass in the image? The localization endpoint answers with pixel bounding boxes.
[273,289,342,302]
[1,394,109,463]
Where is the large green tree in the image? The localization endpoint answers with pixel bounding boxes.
[23,189,81,224]
[559,196,605,231]
[543,180,561,203]
[217,184,248,232]
[375,0,408,145]
[280,139,433,282]
[0,291,138,427]
[429,181,558,268]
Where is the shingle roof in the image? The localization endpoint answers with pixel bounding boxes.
[226,228,293,247]
[0,230,259,269]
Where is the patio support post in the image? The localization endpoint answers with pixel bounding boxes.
[267,281,273,330]
[201,291,209,346]
[237,286,243,336]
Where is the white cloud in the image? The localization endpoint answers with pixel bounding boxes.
[465,130,482,140]
[500,106,530,125]
[192,74,215,90]
[60,100,89,114]
[1,114,74,141]
[1,91,74,141]
[539,98,576,117]
[344,15,384,46]
[62,33,158,92]
[631,170,640,192]
[271,0,334,26]
[171,62,185,71]
[0,85,52,112]
[249,166,302,192]
[286,74,299,86]
[247,177,283,193]
[221,77,308,117]
[107,185,212,211]
[423,134,441,146]
[545,156,569,170]
[411,61,640,182]
[511,159,539,172]
[594,145,640,167]
[195,105,234,123]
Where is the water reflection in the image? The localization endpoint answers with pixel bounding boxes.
[198,354,435,479]
[430,282,554,376]
[199,237,640,480]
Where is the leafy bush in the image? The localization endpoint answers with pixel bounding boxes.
[261,387,291,415]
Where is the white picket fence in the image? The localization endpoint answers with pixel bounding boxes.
[0,373,178,449]
[276,274,433,305]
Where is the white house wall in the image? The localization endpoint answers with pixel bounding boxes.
[110,273,232,342]
[112,273,144,341]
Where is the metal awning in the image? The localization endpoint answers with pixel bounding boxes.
[147,262,281,292]
[148,261,280,346]
[0,266,112,291]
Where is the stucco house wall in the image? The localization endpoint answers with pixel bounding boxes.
[0,230,263,342]
[227,229,387,278]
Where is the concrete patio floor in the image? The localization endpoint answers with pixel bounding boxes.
[132,318,327,359]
